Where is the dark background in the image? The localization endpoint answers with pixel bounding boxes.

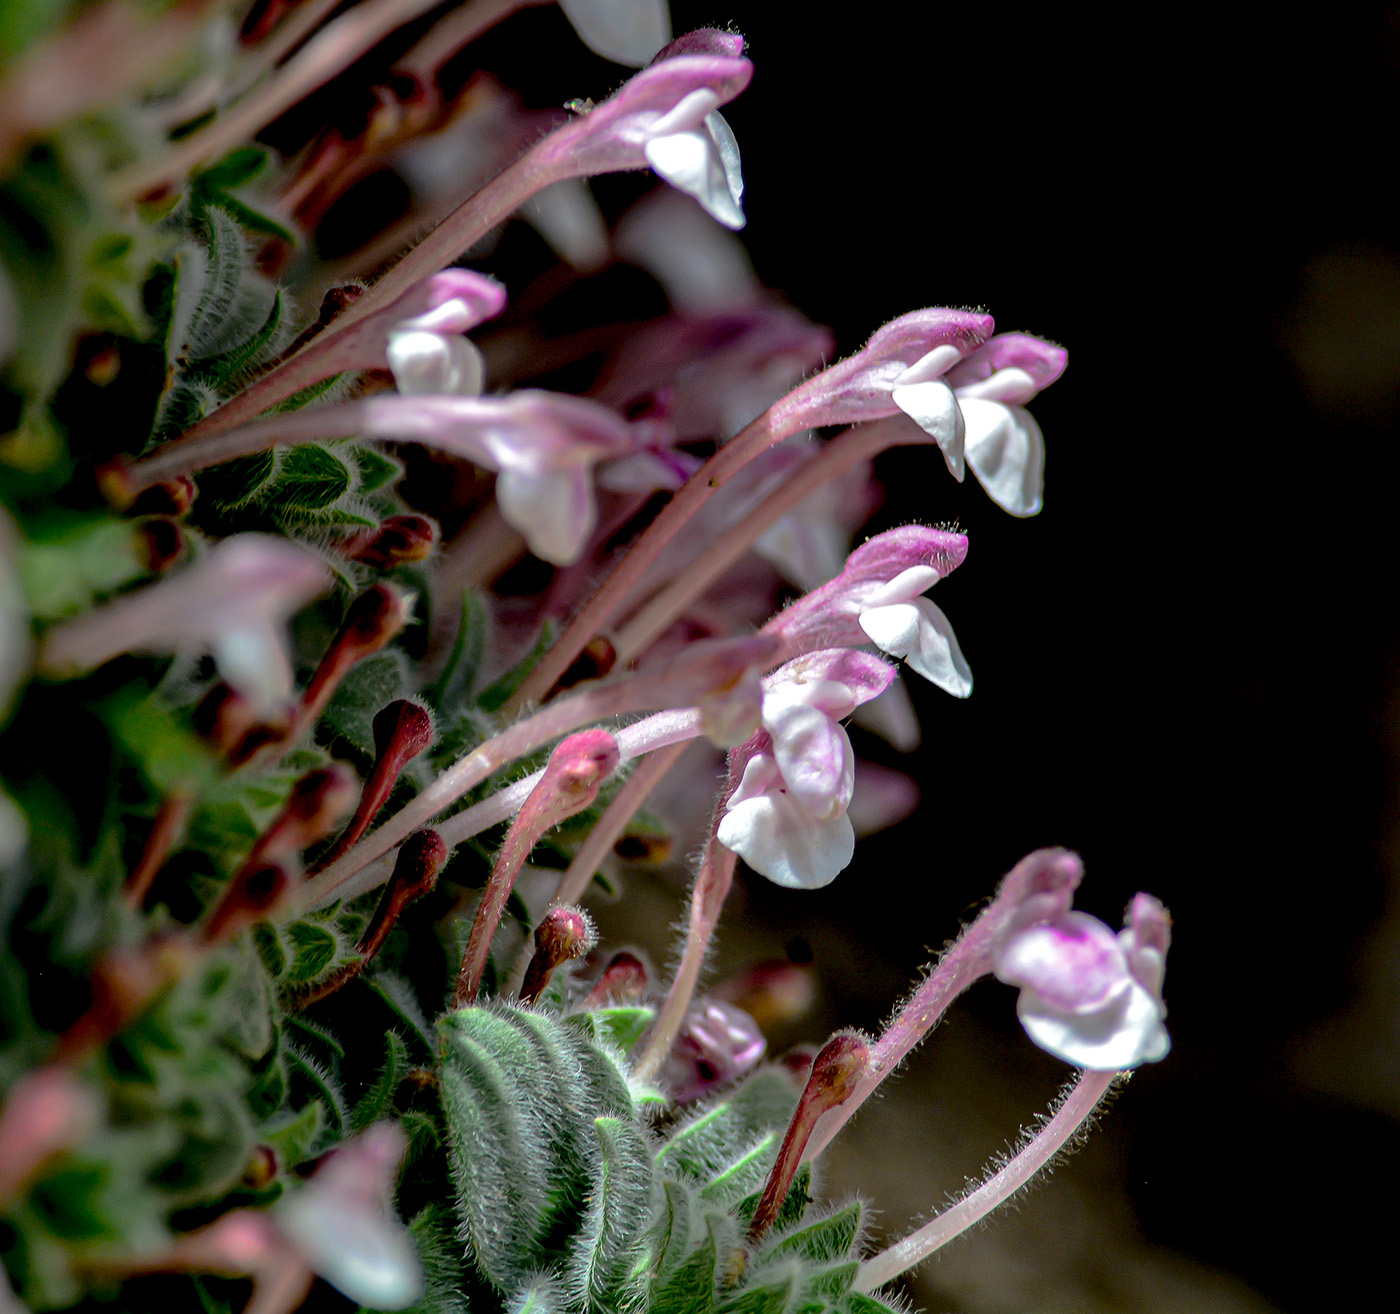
[299,4,1400,1310]
[656,6,1400,1311]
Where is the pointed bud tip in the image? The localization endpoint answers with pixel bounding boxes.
[392,828,448,895]
[534,905,598,963]
[585,950,650,1005]
[807,1030,870,1109]
[372,698,436,760]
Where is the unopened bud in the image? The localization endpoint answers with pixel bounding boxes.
[135,518,185,573]
[242,1144,278,1190]
[584,951,650,1006]
[804,1030,869,1111]
[344,514,438,569]
[372,699,435,761]
[130,476,197,517]
[612,828,673,865]
[253,766,358,867]
[520,906,597,1005]
[747,1031,870,1244]
[716,960,816,1030]
[356,829,448,960]
[553,636,618,693]
[201,860,295,945]
[340,584,413,656]
[312,704,435,875]
[194,684,291,761]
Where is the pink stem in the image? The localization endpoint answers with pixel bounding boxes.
[854,1069,1120,1290]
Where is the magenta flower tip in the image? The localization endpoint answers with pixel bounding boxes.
[653,30,746,62]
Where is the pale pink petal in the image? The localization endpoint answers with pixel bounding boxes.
[764,700,854,819]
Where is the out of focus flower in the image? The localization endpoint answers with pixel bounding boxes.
[661,998,766,1103]
[38,535,329,712]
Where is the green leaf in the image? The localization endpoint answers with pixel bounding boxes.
[575,1004,656,1056]
[362,972,435,1056]
[716,1270,796,1314]
[651,1210,720,1314]
[353,445,405,494]
[427,590,490,714]
[18,514,150,620]
[762,1200,861,1266]
[388,1205,472,1314]
[320,649,412,757]
[563,1114,656,1313]
[352,1029,410,1130]
[477,619,558,712]
[263,1100,325,1171]
[267,443,355,511]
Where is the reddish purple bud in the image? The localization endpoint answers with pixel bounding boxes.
[748,1031,869,1242]
[552,636,619,694]
[129,475,197,517]
[313,702,434,875]
[202,860,296,945]
[293,585,413,740]
[356,830,447,961]
[520,905,597,1005]
[612,828,673,865]
[372,699,435,761]
[584,951,651,1006]
[252,765,358,868]
[716,960,816,1030]
[342,514,439,569]
[242,1144,279,1190]
[134,517,185,573]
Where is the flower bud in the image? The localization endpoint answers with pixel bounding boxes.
[342,514,439,569]
[519,905,597,1005]
[584,950,651,1005]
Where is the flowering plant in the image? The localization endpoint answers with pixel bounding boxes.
[0,5,1169,1314]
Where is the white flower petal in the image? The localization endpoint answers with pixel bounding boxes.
[519,178,610,273]
[495,467,595,565]
[859,597,972,697]
[861,564,941,610]
[278,1192,423,1309]
[716,792,854,890]
[961,397,1045,516]
[765,701,854,818]
[891,379,965,480]
[645,121,745,230]
[558,0,671,66]
[1017,982,1172,1070]
[386,330,484,396]
[212,621,294,713]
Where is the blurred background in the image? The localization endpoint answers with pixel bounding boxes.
[274,2,1400,1310]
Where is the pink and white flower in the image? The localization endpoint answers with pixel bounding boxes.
[992,891,1171,1069]
[716,649,895,889]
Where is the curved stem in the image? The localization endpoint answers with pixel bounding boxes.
[296,681,706,909]
[503,739,691,996]
[632,835,735,1084]
[507,403,797,710]
[854,1070,1119,1291]
[612,419,904,663]
[111,0,470,200]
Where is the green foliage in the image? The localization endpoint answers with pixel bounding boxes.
[437,1006,871,1314]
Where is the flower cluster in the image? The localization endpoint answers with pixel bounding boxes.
[0,6,1169,1314]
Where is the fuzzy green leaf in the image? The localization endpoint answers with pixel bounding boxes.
[352,1029,410,1130]
[320,649,412,757]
